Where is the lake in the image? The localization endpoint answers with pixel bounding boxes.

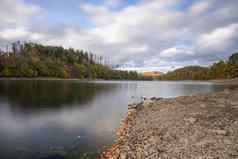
[0,80,233,159]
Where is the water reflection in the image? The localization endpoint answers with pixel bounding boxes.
[0,80,232,159]
[0,80,118,110]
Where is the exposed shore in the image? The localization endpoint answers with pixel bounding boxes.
[100,88,238,159]
[210,78,238,85]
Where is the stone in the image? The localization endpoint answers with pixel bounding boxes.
[184,117,197,124]
[119,152,127,159]
[211,129,227,136]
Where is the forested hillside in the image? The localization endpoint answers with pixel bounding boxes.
[0,43,145,80]
[1,42,237,81]
[158,53,238,80]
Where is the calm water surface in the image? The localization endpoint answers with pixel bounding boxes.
[0,80,233,159]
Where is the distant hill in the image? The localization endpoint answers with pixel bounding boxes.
[158,52,238,80]
[158,66,211,80]
[142,71,163,77]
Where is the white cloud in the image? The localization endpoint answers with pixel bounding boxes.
[91,24,129,43]
[0,0,42,26]
[197,23,238,52]
[188,0,213,14]
[46,28,90,48]
[160,46,194,58]
[80,4,115,26]
[0,28,29,40]
[103,0,124,7]
[80,0,183,44]
[126,45,148,54]
[61,0,238,71]
[0,27,45,41]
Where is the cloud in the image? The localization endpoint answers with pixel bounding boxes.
[126,45,148,54]
[160,46,194,58]
[1,0,238,72]
[0,0,44,44]
[50,0,238,72]
[197,23,238,52]
[0,0,42,27]
[103,0,124,8]
[0,27,45,41]
[188,0,213,14]
[80,4,115,26]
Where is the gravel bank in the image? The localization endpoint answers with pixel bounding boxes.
[100,88,238,159]
[210,78,238,85]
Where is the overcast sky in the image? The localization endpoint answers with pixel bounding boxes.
[0,0,238,72]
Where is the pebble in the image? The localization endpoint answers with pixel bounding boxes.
[184,117,197,124]
[211,129,227,136]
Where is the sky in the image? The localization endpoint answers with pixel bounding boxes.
[0,0,238,72]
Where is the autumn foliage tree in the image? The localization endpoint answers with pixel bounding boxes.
[0,43,142,80]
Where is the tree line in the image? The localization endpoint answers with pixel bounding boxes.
[158,53,238,80]
[0,42,147,80]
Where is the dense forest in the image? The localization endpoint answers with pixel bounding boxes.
[0,42,147,80]
[158,53,238,80]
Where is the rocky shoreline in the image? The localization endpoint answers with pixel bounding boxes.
[100,88,238,159]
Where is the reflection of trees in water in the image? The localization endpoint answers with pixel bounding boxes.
[0,80,117,111]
